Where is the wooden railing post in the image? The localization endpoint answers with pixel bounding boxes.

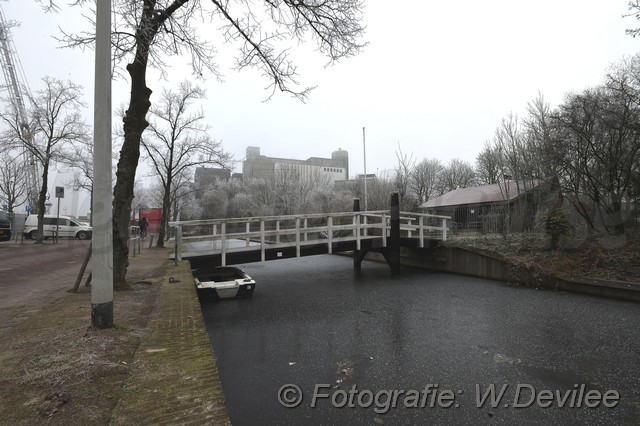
[442,218,447,241]
[327,216,333,254]
[363,215,368,237]
[419,216,424,248]
[295,218,301,257]
[260,220,265,262]
[382,214,387,246]
[352,199,360,240]
[304,218,308,242]
[221,222,227,266]
[356,213,361,250]
[212,224,217,252]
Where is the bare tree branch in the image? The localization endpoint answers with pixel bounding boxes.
[38,0,365,284]
[0,76,89,242]
[141,80,231,246]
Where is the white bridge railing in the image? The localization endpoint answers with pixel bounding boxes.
[169,210,450,266]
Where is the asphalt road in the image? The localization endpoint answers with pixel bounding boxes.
[201,255,640,425]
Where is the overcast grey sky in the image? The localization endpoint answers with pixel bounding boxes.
[2,0,639,182]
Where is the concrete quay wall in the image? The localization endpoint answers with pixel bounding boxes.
[363,245,640,303]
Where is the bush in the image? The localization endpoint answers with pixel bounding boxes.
[537,208,572,250]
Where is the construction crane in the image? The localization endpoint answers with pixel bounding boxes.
[0,5,41,212]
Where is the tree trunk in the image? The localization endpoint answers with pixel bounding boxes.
[611,199,625,235]
[112,64,153,286]
[111,5,161,287]
[35,161,49,244]
[156,179,171,248]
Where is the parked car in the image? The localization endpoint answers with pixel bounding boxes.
[192,266,256,301]
[0,211,12,242]
[23,214,93,240]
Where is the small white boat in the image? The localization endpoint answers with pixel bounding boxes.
[193,266,256,300]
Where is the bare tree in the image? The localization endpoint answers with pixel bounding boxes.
[366,176,395,211]
[63,139,94,194]
[310,186,353,214]
[625,1,640,38]
[132,180,159,213]
[195,184,230,218]
[271,164,302,215]
[522,93,559,181]
[59,138,99,225]
[410,158,443,204]
[475,141,502,185]
[194,169,348,218]
[169,169,198,225]
[298,169,334,214]
[605,54,640,225]
[41,0,366,285]
[0,76,89,243]
[553,76,640,234]
[494,113,526,193]
[142,80,230,247]
[438,159,476,194]
[393,144,415,204]
[244,178,276,217]
[0,152,28,213]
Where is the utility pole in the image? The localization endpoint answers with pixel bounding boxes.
[91,0,113,328]
[362,126,368,211]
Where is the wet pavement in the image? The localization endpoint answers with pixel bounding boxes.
[200,255,640,425]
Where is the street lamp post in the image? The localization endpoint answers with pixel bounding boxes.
[91,0,113,328]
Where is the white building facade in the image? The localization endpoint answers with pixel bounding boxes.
[242,147,349,184]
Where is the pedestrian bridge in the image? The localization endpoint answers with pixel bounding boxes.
[169,207,450,274]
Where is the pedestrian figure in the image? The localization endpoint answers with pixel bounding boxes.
[139,217,148,240]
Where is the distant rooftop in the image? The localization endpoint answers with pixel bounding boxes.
[194,167,231,183]
[422,180,540,208]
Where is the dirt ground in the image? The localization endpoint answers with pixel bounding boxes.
[0,241,171,425]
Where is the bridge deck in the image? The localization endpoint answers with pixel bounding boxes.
[177,237,442,269]
[169,209,450,270]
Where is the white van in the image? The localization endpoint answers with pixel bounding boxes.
[23,215,93,240]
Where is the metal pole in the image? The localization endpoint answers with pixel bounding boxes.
[55,197,60,244]
[363,127,368,211]
[91,0,113,328]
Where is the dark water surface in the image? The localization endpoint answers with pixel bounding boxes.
[200,255,640,425]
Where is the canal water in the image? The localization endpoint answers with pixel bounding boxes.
[200,255,640,425]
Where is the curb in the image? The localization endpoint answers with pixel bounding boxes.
[110,260,229,425]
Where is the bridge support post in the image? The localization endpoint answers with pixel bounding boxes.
[352,198,363,271]
[353,194,401,274]
[384,192,401,275]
